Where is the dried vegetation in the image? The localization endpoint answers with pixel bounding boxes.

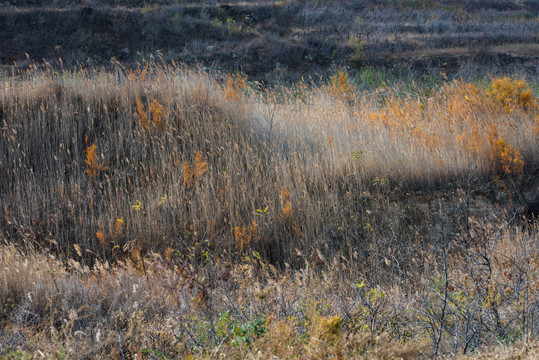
[0,63,538,358]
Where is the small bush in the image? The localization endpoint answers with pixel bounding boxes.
[487,77,537,113]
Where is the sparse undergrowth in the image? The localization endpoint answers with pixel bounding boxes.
[0,64,538,358]
[0,220,537,358]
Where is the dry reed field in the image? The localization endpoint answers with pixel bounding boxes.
[0,63,538,358]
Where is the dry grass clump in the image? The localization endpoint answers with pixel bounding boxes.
[0,242,173,358]
[458,341,539,359]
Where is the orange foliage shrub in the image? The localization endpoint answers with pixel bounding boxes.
[234,220,259,251]
[136,98,166,133]
[149,99,165,132]
[85,144,107,179]
[96,230,106,245]
[281,189,292,218]
[330,70,355,100]
[487,77,537,113]
[223,73,247,101]
[489,127,524,176]
[136,98,149,131]
[183,151,208,189]
[115,218,124,237]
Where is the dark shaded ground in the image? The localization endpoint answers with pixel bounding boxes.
[1,0,538,83]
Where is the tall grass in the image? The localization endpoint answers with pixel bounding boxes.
[0,64,537,270]
[0,64,538,358]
